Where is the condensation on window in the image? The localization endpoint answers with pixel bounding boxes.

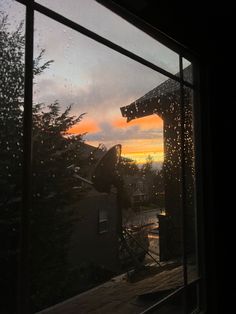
[0,1,25,313]
[36,0,180,74]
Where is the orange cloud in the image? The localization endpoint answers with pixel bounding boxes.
[122,139,163,154]
[68,118,100,135]
[112,115,163,130]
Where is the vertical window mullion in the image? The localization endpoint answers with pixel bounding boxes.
[18,1,34,313]
[179,55,188,313]
[193,62,206,312]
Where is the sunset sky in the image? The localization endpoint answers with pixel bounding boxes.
[2,0,190,167]
[68,114,164,165]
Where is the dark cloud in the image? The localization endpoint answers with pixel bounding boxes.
[34,57,167,119]
[85,121,162,143]
[33,5,170,116]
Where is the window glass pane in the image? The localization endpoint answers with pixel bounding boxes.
[0,1,25,313]
[183,58,193,84]
[30,11,187,312]
[36,0,180,74]
[142,283,199,314]
[186,283,199,313]
[147,292,185,314]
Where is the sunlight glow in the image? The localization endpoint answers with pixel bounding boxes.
[68,114,164,166]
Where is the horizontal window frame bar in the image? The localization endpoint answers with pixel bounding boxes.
[140,278,201,314]
[16,0,194,89]
[96,0,200,62]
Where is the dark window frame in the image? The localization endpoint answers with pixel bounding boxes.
[16,1,205,313]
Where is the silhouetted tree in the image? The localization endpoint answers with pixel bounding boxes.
[0,14,52,313]
[0,13,86,312]
[30,103,85,311]
[141,155,154,176]
[118,157,139,176]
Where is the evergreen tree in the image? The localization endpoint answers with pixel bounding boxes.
[30,102,85,311]
[118,157,139,176]
[0,13,86,312]
[141,154,154,176]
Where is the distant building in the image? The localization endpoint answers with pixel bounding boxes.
[124,175,148,206]
[68,188,120,272]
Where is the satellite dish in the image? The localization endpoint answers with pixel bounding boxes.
[91,144,122,193]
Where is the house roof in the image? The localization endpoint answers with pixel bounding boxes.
[120,65,191,121]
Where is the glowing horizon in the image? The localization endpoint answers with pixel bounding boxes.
[67,114,164,166]
[86,139,164,165]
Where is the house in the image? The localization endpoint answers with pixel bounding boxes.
[67,143,150,284]
[120,66,195,260]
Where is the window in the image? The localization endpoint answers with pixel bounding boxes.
[1,1,204,313]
